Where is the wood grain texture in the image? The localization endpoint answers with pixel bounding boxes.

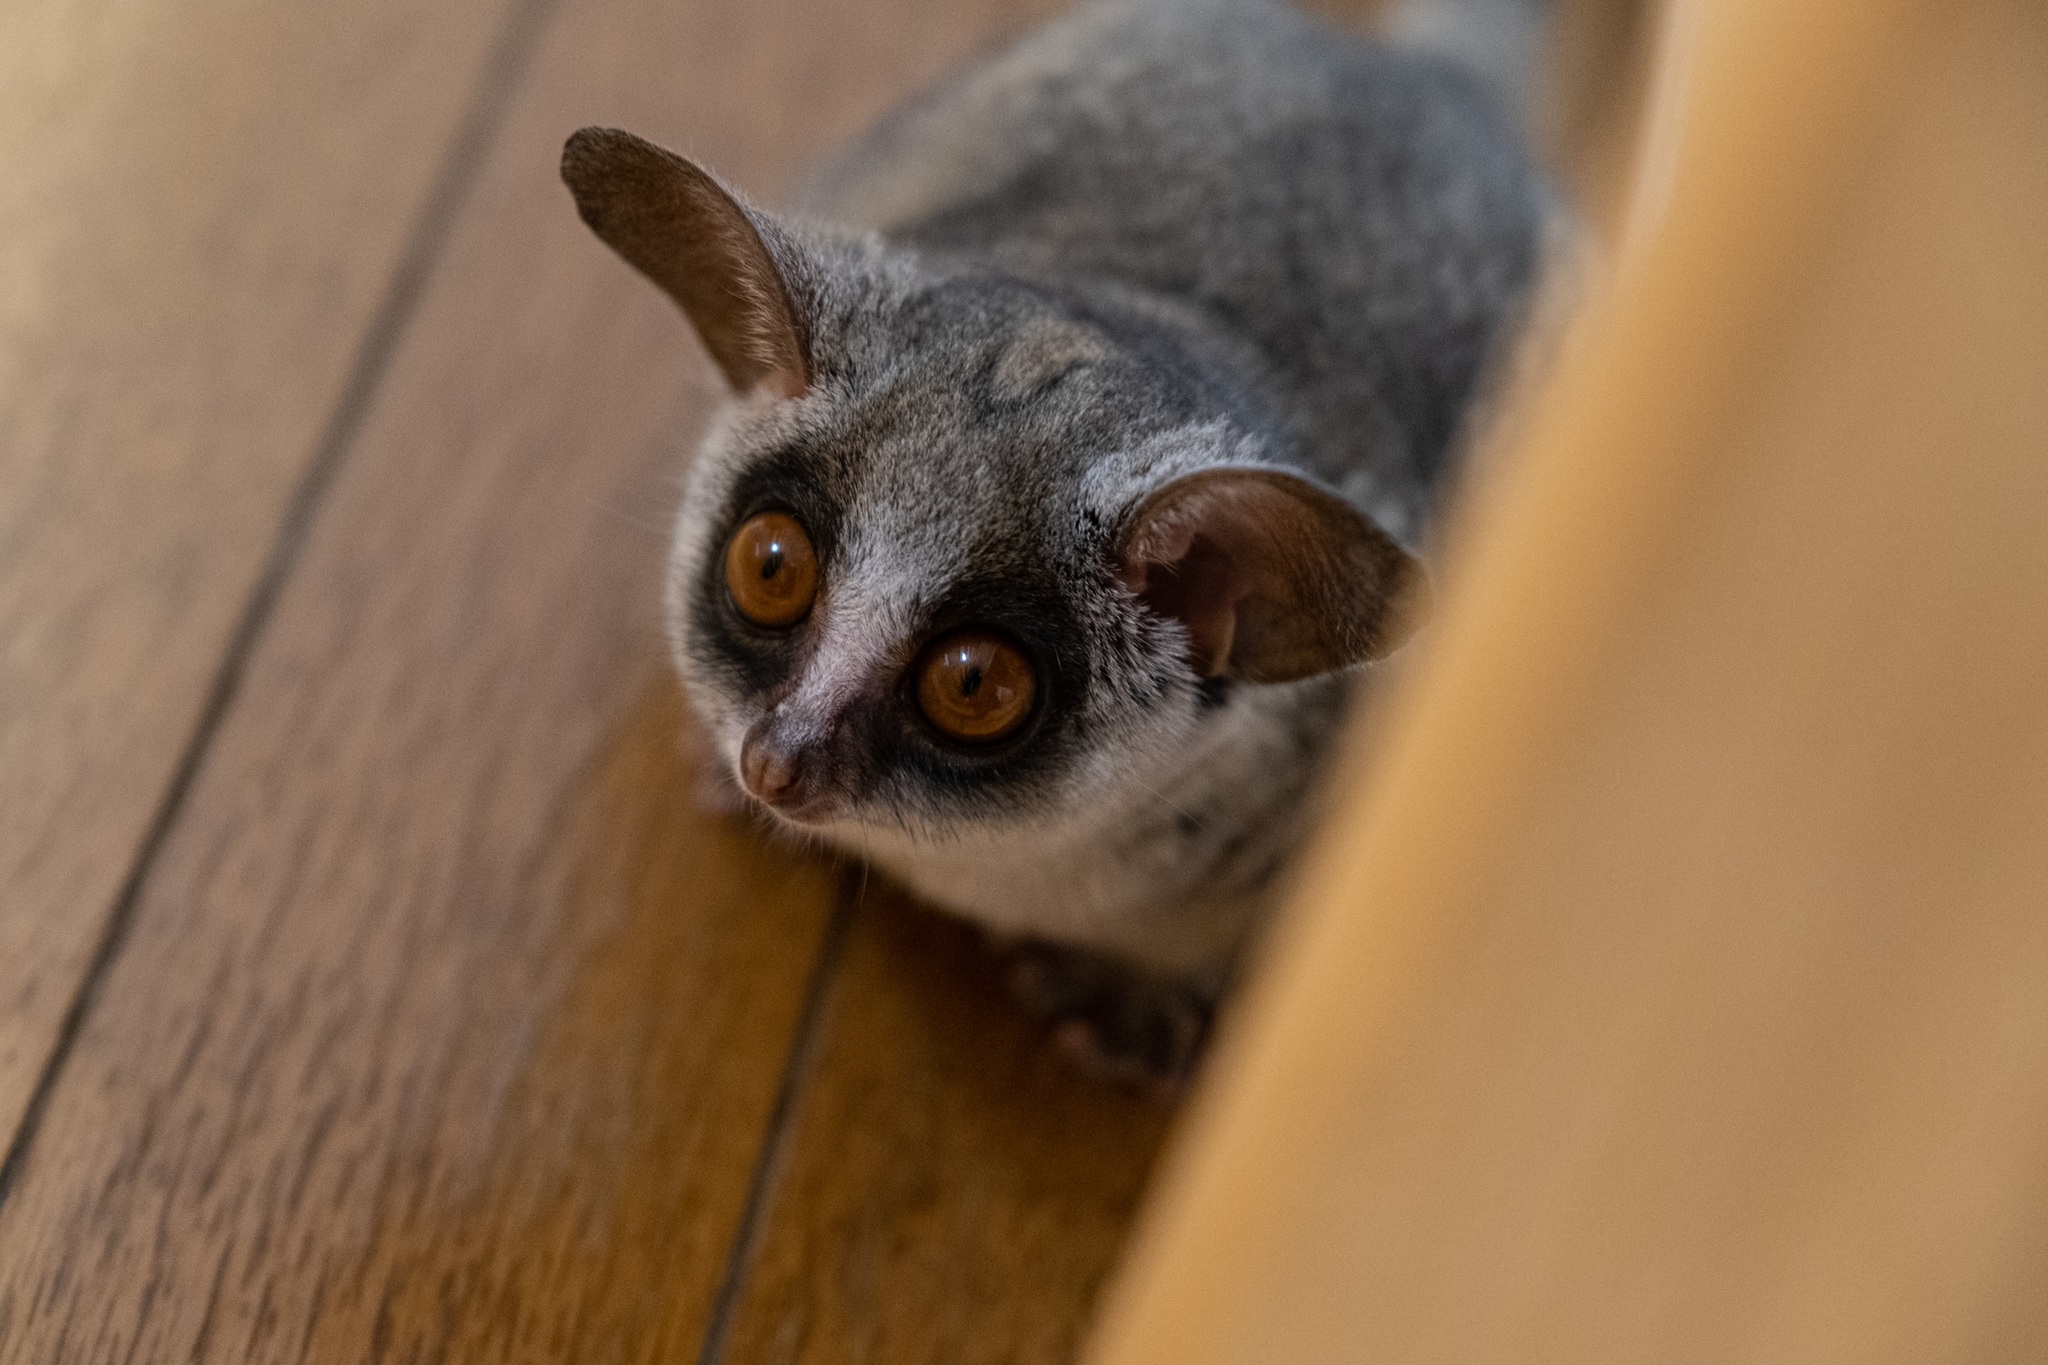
[0,20,841,1340]
[0,0,525,1146]
[0,0,1141,1359]
[719,892,1173,1365]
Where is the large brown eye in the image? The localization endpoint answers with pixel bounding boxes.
[725,511,818,627]
[916,629,1036,744]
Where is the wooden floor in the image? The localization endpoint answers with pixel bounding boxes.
[0,0,1177,1359]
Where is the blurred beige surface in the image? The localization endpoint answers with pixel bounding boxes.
[1090,0,2048,1360]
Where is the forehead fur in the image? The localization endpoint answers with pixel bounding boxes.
[700,263,1268,558]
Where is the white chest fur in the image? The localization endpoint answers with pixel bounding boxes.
[826,678,1351,978]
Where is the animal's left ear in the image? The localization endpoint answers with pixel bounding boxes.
[1115,468,1428,683]
[561,126,810,399]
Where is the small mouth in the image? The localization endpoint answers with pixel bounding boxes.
[751,792,842,826]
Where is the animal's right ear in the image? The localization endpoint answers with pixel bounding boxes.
[561,126,809,399]
[1115,467,1429,683]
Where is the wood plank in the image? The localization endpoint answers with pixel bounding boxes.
[717,892,1174,1365]
[0,0,1082,1359]
[0,0,525,1148]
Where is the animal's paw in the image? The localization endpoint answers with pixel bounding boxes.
[1005,941,1216,1097]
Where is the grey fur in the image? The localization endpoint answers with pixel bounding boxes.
[570,0,1550,997]
[1382,0,1557,118]
[806,0,1544,539]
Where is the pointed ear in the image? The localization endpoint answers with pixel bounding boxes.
[1115,468,1429,682]
[561,126,809,398]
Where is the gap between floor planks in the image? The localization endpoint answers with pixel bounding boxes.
[695,866,863,1365]
[0,0,567,1217]
[0,0,1167,1360]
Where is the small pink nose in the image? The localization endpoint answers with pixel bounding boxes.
[739,729,806,806]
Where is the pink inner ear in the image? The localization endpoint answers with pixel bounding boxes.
[1122,522,1250,678]
[1117,466,1424,683]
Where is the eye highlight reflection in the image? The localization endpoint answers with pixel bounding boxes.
[724,511,817,627]
[916,629,1036,744]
